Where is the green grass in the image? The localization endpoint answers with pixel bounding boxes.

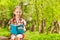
[25,31,60,40]
[0,27,10,36]
[0,28,60,40]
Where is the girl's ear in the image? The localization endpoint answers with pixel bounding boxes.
[13,11,15,15]
[13,14,15,17]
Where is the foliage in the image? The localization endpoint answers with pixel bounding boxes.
[0,0,60,33]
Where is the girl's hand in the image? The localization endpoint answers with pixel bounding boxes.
[24,28,26,31]
[24,26,26,31]
[8,26,10,30]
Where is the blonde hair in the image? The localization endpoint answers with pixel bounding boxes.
[10,6,23,24]
[13,5,23,17]
[13,6,22,11]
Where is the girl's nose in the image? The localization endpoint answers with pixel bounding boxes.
[16,11,20,14]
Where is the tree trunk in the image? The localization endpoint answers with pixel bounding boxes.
[49,20,59,33]
[30,21,36,32]
[58,22,60,34]
[41,18,46,33]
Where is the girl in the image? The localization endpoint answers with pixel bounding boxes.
[8,6,26,40]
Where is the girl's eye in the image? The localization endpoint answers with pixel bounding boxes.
[16,11,18,13]
[19,12,21,13]
[16,11,21,13]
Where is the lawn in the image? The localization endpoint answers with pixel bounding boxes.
[0,28,60,40]
[25,31,60,40]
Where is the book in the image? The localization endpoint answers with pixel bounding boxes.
[10,24,24,35]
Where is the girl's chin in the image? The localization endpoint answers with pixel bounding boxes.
[16,14,21,16]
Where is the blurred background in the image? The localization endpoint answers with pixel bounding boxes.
[0,0,60,40]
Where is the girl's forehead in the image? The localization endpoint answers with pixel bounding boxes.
[15,6,21,9]
[15,8,21,10]
[14,7,22,11]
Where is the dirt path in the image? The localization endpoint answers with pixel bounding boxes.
[0,36,9,40]
[0,36,28,40]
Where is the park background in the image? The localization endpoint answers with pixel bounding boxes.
[0,0,60,40]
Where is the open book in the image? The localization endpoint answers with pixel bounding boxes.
[10,24,24,35]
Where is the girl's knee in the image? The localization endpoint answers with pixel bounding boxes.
[10,34,16,40]
[14,37,18,40]
[17,34,24,38]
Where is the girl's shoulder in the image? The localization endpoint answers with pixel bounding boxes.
[21,18,26,22]
[9,18,14,22]
[21,18,26,25]
[8,17,15,24]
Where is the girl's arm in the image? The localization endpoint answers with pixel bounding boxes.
[23,20,27,31]
[8,20,11,30]
[24,26,26,31]
[8,18,13,30]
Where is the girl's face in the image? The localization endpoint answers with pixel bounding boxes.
[14,6,22,17]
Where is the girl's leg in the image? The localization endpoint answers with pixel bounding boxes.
[17,34,24,40]
[10,34,16,40]
[14,37,18,40]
